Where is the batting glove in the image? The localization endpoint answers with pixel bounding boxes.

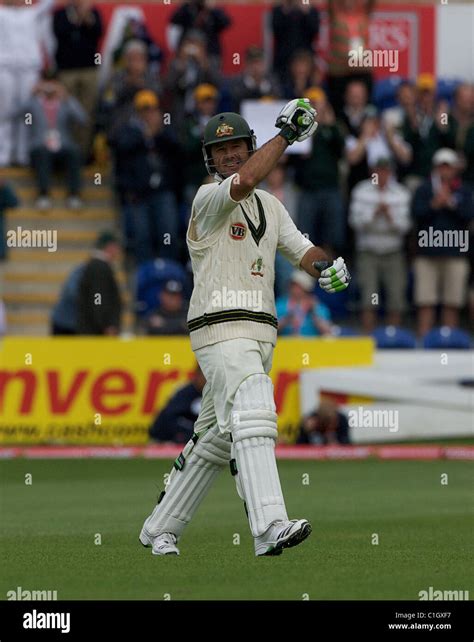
[276,98,318,145]
[313,257,351,293]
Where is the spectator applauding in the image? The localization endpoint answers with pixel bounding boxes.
[53,0,103,160]
[145,280,188,336]
[110,90,181,263]
[271,0,320,84]
[349,158,411,332]
[276,271,333,336]
[228,46,281,112]
[412,148,473,336]
[297,400,350,445]
[21,72,86,211]
[77,231,122,336]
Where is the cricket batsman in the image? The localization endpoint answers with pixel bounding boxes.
[140,99,351,556]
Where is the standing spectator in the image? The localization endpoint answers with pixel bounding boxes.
[295,87,346,254]
[181,83,219,205]
[163,30,221,122]
[168,0,231,64]
[326,0,375,116]
[382,81,416,133]
[145,279,188,336]
[19,72,86,211]
[271,0,320,84]
[345,106,412,193]
[281,50,315,100]
[98,39,161,139]
[339,80,369,137]
[276,270,333,337]
[349,158,411,332]
[412,148,473,336]
[443,83,474,188]
[0,0,54,166]
[110,90,182,263]
[262,160,298,298]
[50,263,85,335]
[0,179,19,260]
[149,365,206,444]
[228,46,280,112]
[112,17,164,80]
[297,400,350,445]
[77,231,122,336]
[401,74,452,188]
[53,0,103,161]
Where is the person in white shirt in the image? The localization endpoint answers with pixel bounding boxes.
[349,157,411,332]
[0,0,54,166]
[139,99,351,558]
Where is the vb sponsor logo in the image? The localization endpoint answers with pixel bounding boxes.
[348,406,399,433]
[23,609,70,634]
[419,586,469,600]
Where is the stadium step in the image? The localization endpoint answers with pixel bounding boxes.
[6,207,115,222]
[15,186,114,201]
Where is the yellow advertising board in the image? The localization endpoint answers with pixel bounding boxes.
[0,337,373,445]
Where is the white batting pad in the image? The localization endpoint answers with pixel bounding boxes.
[142,425,231,539]
[231,373,288,537]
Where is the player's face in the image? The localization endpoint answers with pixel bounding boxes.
[211,139,250,178]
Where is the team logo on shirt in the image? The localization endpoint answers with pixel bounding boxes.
[230,222,247,240]
[216,123,234,137]
[250,256,264,277]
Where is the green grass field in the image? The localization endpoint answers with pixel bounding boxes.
[0,458,472,600]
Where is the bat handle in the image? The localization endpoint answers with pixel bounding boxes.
[313,260,331,273]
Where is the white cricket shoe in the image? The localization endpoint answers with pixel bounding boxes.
[139,528,180,556]
[255,519,312,556]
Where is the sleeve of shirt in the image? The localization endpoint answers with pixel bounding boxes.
[277,201,314,268]
[193,173,244,237]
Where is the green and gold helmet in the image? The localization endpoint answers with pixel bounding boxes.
[202,112,257,177]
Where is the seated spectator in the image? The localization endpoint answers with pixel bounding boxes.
[281,49,315,99]
[98,39,161,138]
[50,262,86,335]
[0,0,54,167]
[262,159,298,298]
[181,83,219,205]
[412,148,473,336]
[163,30,221,121]
[297,399,350,445]
[77,231,122,336]
[326,0,375,116]
[276,270,333,336]
[349,157,411,332]
[295,87,346,255]
[401,74,453,188]
[0,179,19,261]
[145,279,188,336]
[53,0,103,161]
[228,46,281,112]
[168,0,231,64]
[110,90,181,263]
[271,0,320,84]
[149,365,206,444]
[20,72,86,211]
[346,106,412,192]
[339,80,370,137]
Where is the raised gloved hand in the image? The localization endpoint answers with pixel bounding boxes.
[313,257,351,293]
[276,98,318,145]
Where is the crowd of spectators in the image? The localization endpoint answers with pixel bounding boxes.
[0,0,473,339]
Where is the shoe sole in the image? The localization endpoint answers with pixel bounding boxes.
[261,522,312,557]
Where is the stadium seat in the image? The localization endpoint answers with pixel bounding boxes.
[422,327,471,350]
[372,76,405,110]
[331,325,359,337]
[372,325,417,349]
[135,258,189,317]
